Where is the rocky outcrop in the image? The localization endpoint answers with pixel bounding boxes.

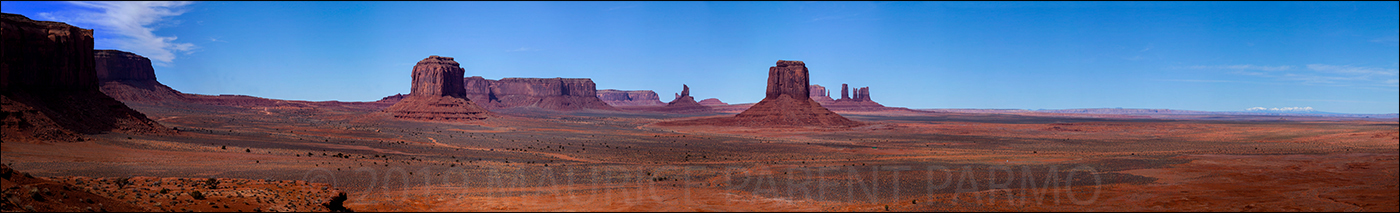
[462,77,616,111]
[377,93,408,103]
[383,56,490,121]
[698,98,727,106]
[2,13,168,142]
[659,60,859,127]
[0,164,149,212]
[596,89,664,106]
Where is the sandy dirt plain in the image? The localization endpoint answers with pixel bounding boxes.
[3,101,1396,212]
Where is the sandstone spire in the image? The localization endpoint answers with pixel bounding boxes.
[841,83,850,100]
[681,84,690,98]
[664,84,708,112]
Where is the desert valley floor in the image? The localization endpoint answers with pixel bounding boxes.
[3,100,1396,212]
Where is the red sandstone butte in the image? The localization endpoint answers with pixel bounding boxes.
[2,13,169,142]
[597,89,665,106]
[382,56,491,120]
[659,60,860,127]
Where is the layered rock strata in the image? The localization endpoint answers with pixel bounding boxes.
[2,13,168,142]
[596,89,664,106]
[461,77,616,111]
[383,56,490,120]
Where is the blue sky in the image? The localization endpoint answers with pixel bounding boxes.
[5,1,1397,114]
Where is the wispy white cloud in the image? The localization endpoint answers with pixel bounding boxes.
[39,1,195,65]
[1371,35,1399,45]
[1188,64,1292,71]
[1156,79,1238,83]
[606,5,638,11]
[1188,64,1398,89]
[1306,64,1398,76]
[506,47,536,52]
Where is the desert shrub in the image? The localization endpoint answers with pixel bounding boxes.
[115,177,131,189]
[206,178,220,189]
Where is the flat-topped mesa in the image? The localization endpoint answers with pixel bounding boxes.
[766,60,810,99]
[596,89,664,106]
[698,98,728,106]
[461,77,616,111]
[384,55,490,121]
[810,84,834,104]
[95,50,156,82]
[809,85,827,98]
[94,50,183,103]
[410,56,467,98]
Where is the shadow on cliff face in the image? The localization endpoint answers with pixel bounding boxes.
[2,13,168,142]
[3,89,162,135]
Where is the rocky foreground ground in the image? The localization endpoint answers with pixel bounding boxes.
[2,164,348,212]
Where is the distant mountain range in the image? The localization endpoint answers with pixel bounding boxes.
[1027,108,1398,118]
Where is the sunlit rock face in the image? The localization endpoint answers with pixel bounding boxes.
[383,55,490,121]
